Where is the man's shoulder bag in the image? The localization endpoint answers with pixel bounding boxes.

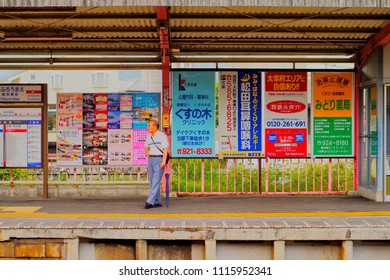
[151,136,170,164]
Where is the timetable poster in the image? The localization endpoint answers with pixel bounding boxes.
[0,108,42,167]
[312,73,354,157]
[172,71,216,158]
[264,71,308,158]
[57,93,159,166]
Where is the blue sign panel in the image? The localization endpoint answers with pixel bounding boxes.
[238,71,262,152]
[172,71,215,157]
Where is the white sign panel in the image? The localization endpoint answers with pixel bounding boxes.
[219,72,239,152]
[0,85,42,102]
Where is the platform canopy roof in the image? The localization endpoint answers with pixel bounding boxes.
[0,2,389,69]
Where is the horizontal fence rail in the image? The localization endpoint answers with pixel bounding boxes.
[0,157,354,196]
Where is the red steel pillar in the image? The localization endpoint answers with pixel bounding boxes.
[157,6,172,192]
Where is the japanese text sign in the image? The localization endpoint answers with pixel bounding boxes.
[172,71,215,157]
[312,72,354,157]
[238,71,262,153]
[264,72,308,157]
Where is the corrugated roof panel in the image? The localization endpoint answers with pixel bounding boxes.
[0,5,388,62]
[0,18,157,28]
[171,18,387,29]
[73,32,158,39]
[76,6,157,14]
[0,42,161,50]
[172,31,374,39]
[171,6,390,16]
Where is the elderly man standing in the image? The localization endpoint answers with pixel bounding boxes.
[143,119,169,209]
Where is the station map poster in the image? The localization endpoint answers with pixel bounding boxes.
[312,72,354,157]
[219,71,262,158]
[0,108,42,167]
[264,71,308,158]
[56,93,159,166]
[172,71,215,158]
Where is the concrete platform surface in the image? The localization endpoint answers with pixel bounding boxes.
[1,195,390,218]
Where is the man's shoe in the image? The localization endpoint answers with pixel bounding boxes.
[144,202,153,209]
[154,203,162,207]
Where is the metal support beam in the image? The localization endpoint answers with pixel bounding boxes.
[157,6,172,192]
[356,22,390,69]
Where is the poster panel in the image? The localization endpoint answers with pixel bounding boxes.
[264,71,308,157]
[237,70,262,156]
[172,71,215,158]
[108,129,132,165]
[132,129,148,165]
[219,72,239,154]
[57,93,159,166]
[57,94,83,130]
[132,93,159,129]
[0,108,42,167]
[312,72,354,157]
[57,130,83,165]
[82,129,108,165]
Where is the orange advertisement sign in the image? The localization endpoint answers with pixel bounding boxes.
[312,73,353,118]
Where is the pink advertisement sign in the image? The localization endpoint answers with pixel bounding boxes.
[132,129,148,165]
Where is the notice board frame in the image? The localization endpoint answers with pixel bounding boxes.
[0,83,49,198]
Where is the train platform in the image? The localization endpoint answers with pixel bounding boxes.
[1,195,390,227]
[2,195,390,260]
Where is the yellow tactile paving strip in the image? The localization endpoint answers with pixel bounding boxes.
[2,206,390,219]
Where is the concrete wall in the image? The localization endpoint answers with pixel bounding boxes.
[2,238,390,260]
